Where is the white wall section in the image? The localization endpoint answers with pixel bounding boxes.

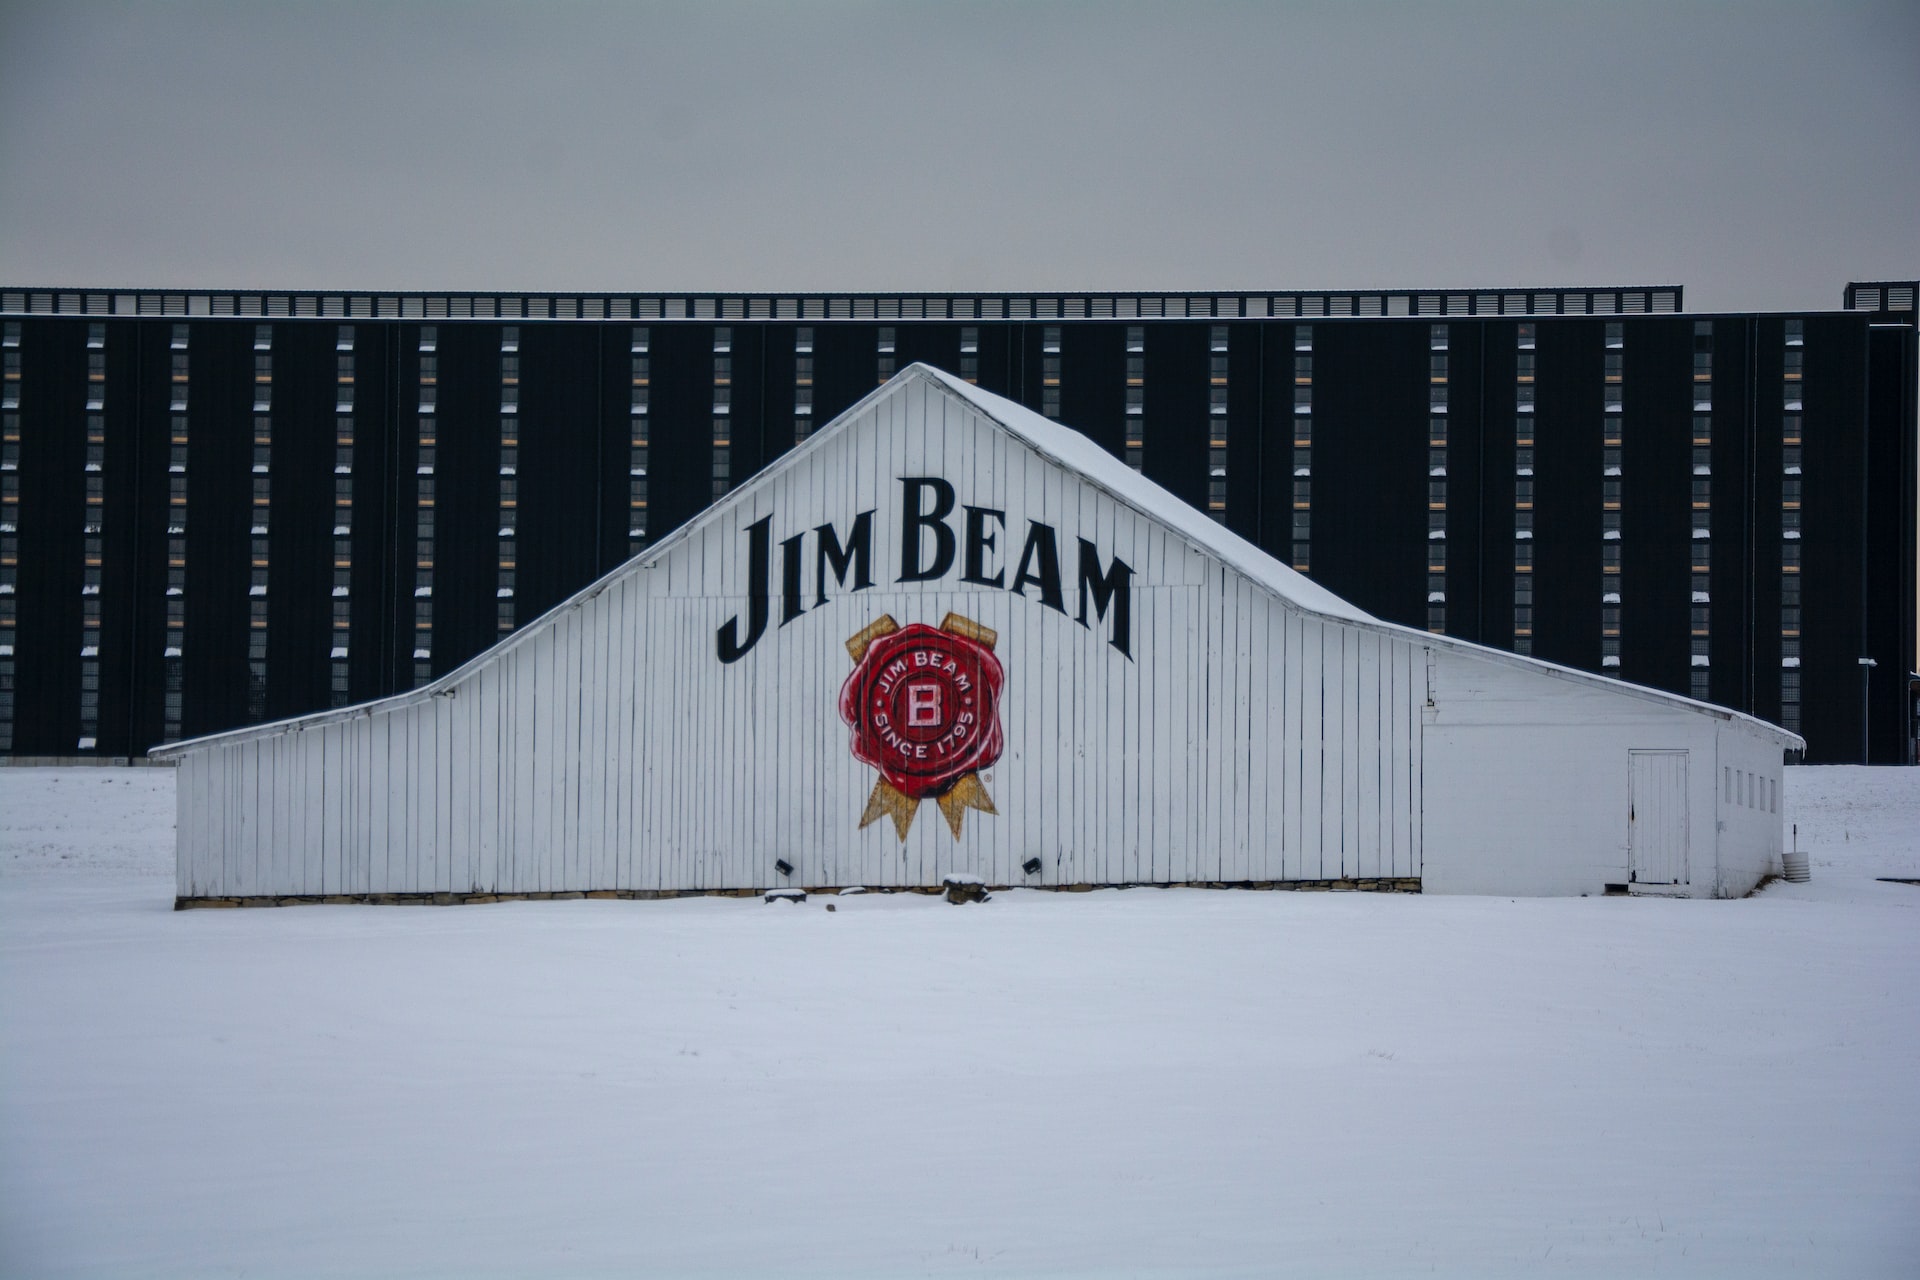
[157,366,1799,902]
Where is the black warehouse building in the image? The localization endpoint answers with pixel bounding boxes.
[0,281,1914,765]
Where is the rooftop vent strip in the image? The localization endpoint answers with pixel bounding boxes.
[1,287,1687,319]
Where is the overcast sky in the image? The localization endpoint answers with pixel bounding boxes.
[1,1,1914,312]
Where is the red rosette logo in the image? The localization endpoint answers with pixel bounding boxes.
[842,624,1003,796]
[840,613,1003,840]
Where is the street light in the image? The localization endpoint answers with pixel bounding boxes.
[1859,657,1878,764]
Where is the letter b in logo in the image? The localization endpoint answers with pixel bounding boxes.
[905,682,942,728]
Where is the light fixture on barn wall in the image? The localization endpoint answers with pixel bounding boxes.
[1023,858,1043,875]
[774,859,794,877]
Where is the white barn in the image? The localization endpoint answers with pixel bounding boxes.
[154,365,1800,905]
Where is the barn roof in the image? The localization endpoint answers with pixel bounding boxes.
[916,365,1376,624]
[914,367,1800,749]
[153,363,1801,757]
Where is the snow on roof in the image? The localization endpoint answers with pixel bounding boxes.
[910,366,1802,750]
[912,364,1375,625]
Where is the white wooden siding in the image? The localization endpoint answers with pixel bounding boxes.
[169,374,1427,898]
[1421,644,1789,898]
[165,367,1791,901]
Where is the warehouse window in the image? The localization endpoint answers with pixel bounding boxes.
[1207,327,1227,520]
[0,386,17,750]
[76,334,108,749]
[1042,327,1062,418]
[627,326,650,557]
[160,323,190,743]
[1123,328,1144,470]
[792,327,815,437]
[412,328,437,686]
[1427,326,1448,631]
[1292,326,1312,572]
[713,329,733,500]
[1688,328,1713,696]
[1780,326,1804,732]
[248,399,272,722]
[959,326,979,385]
[330,326,354,703]
[1600,331,1625,667]
[492,330,521,627]
[1515,338,1534,653]
[876,326,895,385]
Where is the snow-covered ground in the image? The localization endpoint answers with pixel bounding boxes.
[1,766,1915,1279]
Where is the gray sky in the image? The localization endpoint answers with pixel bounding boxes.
[1,1,1914,312]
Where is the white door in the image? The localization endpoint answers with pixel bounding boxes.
[1628,750,1689,886]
